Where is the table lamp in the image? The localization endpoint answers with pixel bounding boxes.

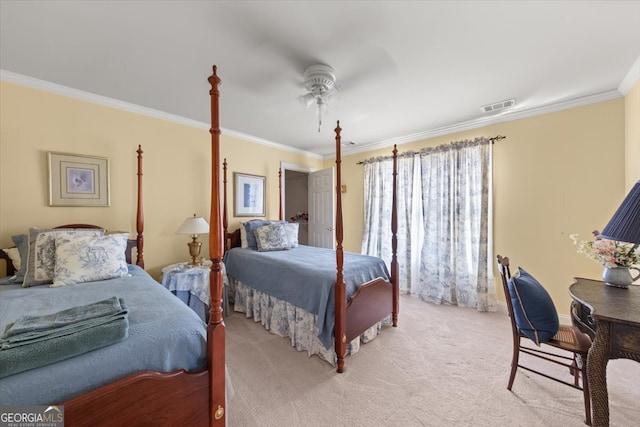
[600,181,640,245]
[176,214,210,265]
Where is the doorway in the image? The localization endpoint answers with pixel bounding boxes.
[284,169,309,245]
[280,162,335,248]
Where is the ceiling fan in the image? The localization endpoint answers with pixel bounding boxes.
[298,64,340,132]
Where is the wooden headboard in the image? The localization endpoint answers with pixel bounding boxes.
[226,229,241,251]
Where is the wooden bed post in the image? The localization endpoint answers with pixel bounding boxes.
[278,167,283,221]
[135,145,144,268]
[334,121,347,373]
[391,145,399,326]
[207,65,226,427]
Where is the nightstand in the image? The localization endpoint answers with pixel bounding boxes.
[161,260,229,321]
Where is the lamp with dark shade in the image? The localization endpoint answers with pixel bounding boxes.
[600,181,640,245]
[176,214,210,266]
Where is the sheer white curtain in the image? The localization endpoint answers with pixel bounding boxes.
[362,139,495,311]
[361,153,416,293]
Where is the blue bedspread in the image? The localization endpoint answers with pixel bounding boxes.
[0,265,207,405]
[224,245,390,348]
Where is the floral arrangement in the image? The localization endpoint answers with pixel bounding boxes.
[570,230,640,268]
[290,212,309,222]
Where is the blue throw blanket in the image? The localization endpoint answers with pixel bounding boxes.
[0,297,129,378]
[224,245,390,348]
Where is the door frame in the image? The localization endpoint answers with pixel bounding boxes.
[280,161,316,217]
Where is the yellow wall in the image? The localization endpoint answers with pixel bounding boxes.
[333,99,626,314]
[1,79,632,316]
[625,78,640,189]
[0,81,321,280]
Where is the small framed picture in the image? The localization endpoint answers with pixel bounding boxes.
[48,152,110,207]
[234,172,266,217]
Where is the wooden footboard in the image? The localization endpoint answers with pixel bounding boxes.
[63,370,210,426]
[345,278,394,343]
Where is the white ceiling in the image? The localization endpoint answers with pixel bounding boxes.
[1,1,639,157]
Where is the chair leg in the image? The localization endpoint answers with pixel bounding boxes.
[571,356,580,387]
[508,339,520,390]
[581,359,592,426]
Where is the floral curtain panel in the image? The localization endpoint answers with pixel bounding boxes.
[362,153,416,293]
[362,138,496,311]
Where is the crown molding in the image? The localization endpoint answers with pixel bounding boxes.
[1,69,624,162]
[618,54,640,95]
[336,89,623,158]
[0,69,323,160]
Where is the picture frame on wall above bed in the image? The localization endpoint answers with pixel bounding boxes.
[48,152,110,207]
[233,172,265,217]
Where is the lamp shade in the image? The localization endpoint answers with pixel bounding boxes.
[600,181,640,245]
[176,215,209,235]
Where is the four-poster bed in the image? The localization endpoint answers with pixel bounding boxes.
[0,67,226,426]
[224,122,399,372]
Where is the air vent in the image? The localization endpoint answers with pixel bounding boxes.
[481,98,516,114]
[341,140,357,146]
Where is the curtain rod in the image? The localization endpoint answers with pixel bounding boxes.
[356,135,507,164]
[489,135,507,143]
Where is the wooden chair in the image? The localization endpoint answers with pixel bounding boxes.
[496,255,592,426]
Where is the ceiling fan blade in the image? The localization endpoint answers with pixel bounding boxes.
[338,45,398,94]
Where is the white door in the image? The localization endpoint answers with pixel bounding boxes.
[308,167,335,248]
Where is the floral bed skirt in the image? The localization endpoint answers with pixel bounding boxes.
[230,277,389,366]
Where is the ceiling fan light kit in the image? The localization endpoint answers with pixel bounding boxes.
[300,64,339,132]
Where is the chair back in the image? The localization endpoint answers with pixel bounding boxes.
[496,255,519,338]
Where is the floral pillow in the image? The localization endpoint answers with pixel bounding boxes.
[22,228,104,287]
[52,233,129,287]
[254,223,290,252]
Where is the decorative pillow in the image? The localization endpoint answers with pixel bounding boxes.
[508,267,559,345]
[255,223,290,252]
[52,233,129,287]
[6,234,29,283]
[284,222,299,248]
[22,228,104,287]
[244,220,274,250]
[1,246,21,284]
[2,247,21,272]
[240,224,248,248]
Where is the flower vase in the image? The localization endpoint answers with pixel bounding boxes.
[602,267,640,288]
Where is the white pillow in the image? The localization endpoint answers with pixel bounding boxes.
[240,223,248,248]
[284,222,299,248]
[52,233,129,287]
[2,247,21,271]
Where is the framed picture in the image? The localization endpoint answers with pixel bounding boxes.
[48,152,110,207]
[234,172,266,217]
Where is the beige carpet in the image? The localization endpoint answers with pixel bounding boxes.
[226,295,639,427]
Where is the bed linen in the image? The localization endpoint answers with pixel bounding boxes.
[224,245,390,349]
[0,265,207,405]
[231,278,388,365]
